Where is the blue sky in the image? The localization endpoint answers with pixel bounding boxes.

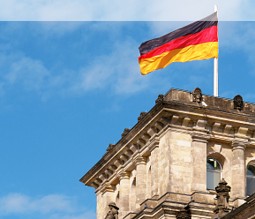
[1,1,255,219]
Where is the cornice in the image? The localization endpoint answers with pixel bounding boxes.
[80,89,255,189]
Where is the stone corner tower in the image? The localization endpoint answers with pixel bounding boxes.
[80,88,255,219]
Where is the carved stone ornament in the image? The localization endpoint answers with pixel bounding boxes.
[176,205,191,219]
[233,95,244,110]
[138,112,147,121]
[214,178,231,218]
[192,87,202,103]
[104,202,119,219]
[121,128,130,137]
[106,144,115,152]
[155,94,164,104]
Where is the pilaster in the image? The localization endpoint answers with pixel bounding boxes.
[231,139,247,201]
[148,136,160,197]
[135,155,147,208]
[191,131,209,192]
[118,170,130,218]
[99,182,115,219]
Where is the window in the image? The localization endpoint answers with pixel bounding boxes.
[246,164,255,196]
[207,158,222,190]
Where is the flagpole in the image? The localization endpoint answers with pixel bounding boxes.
[214,5,218,97]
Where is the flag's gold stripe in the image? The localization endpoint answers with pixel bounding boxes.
[139,42,218,75]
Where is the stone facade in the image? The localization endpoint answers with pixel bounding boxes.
[80,88,255,219]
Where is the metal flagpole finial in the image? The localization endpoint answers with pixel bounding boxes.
[214,5,218,12]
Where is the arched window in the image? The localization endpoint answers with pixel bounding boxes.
[246,163,255,196]
[207,158,222,190]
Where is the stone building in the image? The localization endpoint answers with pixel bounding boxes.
[80,88,255,219]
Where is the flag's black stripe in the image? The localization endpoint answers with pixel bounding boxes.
[139,12,218,55]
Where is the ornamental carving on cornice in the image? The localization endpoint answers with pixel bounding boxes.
[233,95,244,110]
[121,128,130,137]
[107,144,115,152]
[192,87,202,103]
[155,94,164,104]
[138,112,147,121]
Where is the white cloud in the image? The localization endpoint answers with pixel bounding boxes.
[73,40,155,95]
[0,0,254,21]
[5,57,50,92]
[0,38,154,99]
[0,193,95,219]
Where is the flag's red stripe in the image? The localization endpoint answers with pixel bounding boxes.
[139,12,218,55]
[139,25,218,61]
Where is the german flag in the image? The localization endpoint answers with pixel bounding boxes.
[138,12,218,75]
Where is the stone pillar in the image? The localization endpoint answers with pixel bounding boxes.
[149,137,160,197]
[191,133,209,192]
[231,139,246,200]
[135,155,147,208]
[118,171,130,218]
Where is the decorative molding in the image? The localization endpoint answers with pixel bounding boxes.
[232,139,247,150]
[101,182,115,194]
[135,155,146,165]
[192,133,210,143]
[148,136,160,152]
[119,171,130,180]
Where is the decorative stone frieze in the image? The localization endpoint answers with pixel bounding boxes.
[171,115,180,125]
[182,117,192,127]
[223,124,234,134]
[147,136,160,152]
[194,119,207,130]
[154,121,165,133]
[119,154,129,164]
[147,127,157,137]
[212,122,223,132]
[236,126,249,138]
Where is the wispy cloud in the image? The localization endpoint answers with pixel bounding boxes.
[0,22,165,100]
[0,0,254,21]
[0,193,95,219]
